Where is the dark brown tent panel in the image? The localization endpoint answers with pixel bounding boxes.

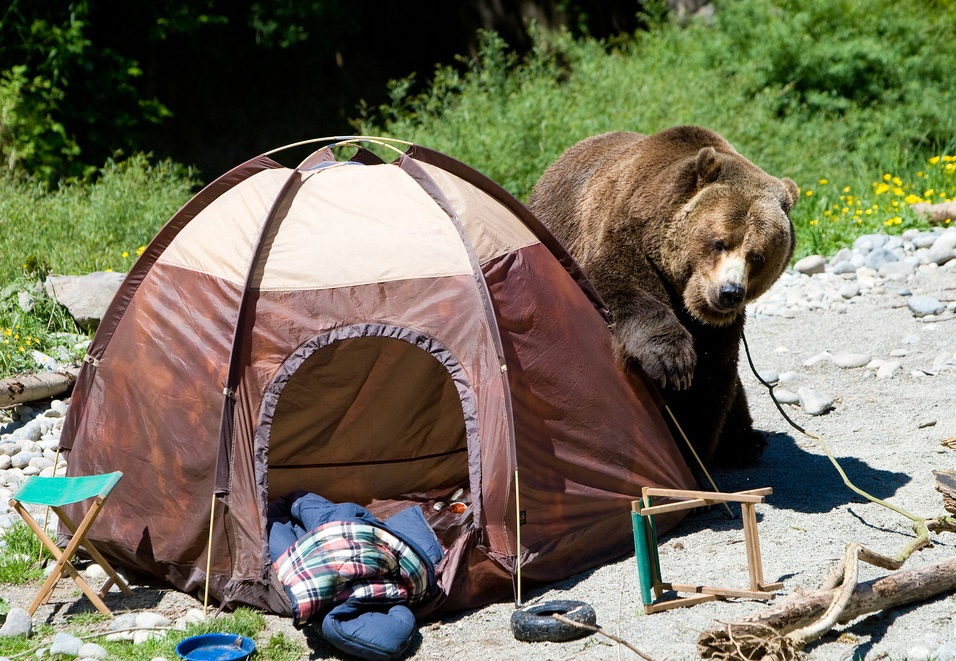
[59,137,696,616]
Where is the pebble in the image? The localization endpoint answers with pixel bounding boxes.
[0,608,32,637]
[798,387,833,416]
[50,632,83,656]
[908,295,945,317]
[832,352,871,369]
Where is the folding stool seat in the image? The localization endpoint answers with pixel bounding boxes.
[8,471,132,615]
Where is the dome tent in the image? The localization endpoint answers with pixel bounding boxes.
[59,137,696,615]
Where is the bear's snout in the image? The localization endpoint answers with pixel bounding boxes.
[717,282,745,309]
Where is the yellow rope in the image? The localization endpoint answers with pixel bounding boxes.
[663,404,733,518]
[514,467,523,607]
[204,493,217,614]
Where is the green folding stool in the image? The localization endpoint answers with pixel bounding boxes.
[9,471,132,615]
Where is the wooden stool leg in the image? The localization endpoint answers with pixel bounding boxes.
[55,507,132,597]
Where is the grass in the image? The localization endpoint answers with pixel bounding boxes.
[0,526,303,659]
[0,521,50,584]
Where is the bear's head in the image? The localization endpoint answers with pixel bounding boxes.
[666,145,798,326]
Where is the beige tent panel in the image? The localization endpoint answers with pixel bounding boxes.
[415,162,539,262]
[159,162,540,291]
[157,167,288,285]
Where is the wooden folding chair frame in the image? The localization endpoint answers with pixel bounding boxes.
[631,486,783,614]
[9,472,133,616]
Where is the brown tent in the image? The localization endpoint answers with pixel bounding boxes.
[60,138,695,616]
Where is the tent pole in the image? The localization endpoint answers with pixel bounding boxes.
[204,493,217,614]
[515,467,522,607]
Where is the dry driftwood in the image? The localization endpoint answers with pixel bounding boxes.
[910,201,956,224]
[936,470,956,516]
[697,555,956,659]
[0,368,79,407]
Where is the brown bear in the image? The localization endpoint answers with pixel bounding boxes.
[528,126,798,467]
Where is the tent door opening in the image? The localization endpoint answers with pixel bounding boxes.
[261,330,474,544]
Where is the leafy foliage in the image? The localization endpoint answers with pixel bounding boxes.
[359,0,956,257]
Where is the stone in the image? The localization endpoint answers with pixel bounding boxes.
[798,387,833,415]
[793,254,826,275]
[773,388,800,405]
[44,271,126,331]
[876,361,901,379]
[803,353,833,367]
[839,282,860,299]
[864,248,898,270]
[908,296,945,317]
[135,612,172,629]
[78,643,109,659]
[0,608,32,637]
[757,370,779,385]
[832,352,871,368]
[50,632,84,656]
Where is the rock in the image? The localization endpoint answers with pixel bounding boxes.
[908,296,945,317]
[803,353,833,367]
[78,643,109,659]
[864,248,898,270]
[832,352,871,368]
[44,271,126,331]
[0,608,32,637]
[110,613,139,631]
[925,247,955,266]
[798,387,833,416]
[839,282,860,299]
[773,388,799,405]
[757,370,779,385]
[17,291,34,313]
[876,361,901,379]
[853,233,888,253]
[50,632,84,656]
[133,629,164,644]
[793,254,826,275]
[135,612,172,629]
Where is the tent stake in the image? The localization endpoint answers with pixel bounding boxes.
[515,467,522,607]
[204,493,217,614]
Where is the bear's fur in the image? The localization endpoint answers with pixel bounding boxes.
[528,126,798,467]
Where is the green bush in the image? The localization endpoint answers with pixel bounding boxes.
[0,154,196,373]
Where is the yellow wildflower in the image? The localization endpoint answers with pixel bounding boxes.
[805,190,813,197]
[843,186,851,193]
[875,183,890,195]
[892,176,902,186]
[122,251,129,259]
[818,178,829,185]
[924,189,935,198]
[892,187,904,196]
[136,245,146,256]
[824,210,832,217]
[883,173,892,181]
[904,194,923,205]
[105,268,113,273]
[809,219,819,226]
[929,156,941,165]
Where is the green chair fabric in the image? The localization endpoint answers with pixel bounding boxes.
[13,472,123,507]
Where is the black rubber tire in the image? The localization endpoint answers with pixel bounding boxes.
[510,600,597,642]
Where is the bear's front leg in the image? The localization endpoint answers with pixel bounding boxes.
[612,295,697,390]
[710,375,767,466]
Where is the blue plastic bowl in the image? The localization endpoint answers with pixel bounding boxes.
[175,633,256,661]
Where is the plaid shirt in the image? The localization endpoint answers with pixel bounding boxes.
[273,519,430,625]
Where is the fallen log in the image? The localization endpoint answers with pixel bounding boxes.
[910,201,956,224]
[0,368,79,407]
[697,555,956,659]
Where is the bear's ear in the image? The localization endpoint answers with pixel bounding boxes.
[781,177,799,213]
[695,146,721,184]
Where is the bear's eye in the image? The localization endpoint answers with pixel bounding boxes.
[712,240,726,252]
[750,253,765,264]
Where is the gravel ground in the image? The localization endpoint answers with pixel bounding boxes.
[4,264,956,660]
